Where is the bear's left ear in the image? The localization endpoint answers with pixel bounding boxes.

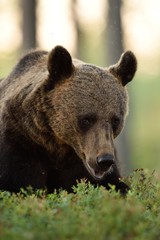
[47,46,74,83]
[108,51,137,86]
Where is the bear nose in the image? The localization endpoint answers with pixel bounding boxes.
[96,154,114,169]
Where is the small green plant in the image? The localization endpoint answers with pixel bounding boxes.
[0,169,160,240]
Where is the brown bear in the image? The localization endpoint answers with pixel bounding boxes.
[0,46,137,193]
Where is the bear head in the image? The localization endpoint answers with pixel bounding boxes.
[45,46,137,181]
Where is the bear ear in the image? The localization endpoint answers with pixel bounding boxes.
[108,51,137,86]
[47,46,74,83]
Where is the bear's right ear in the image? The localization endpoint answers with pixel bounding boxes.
[47,46,74,84]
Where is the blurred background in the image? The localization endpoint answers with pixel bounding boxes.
[0,0,160,174]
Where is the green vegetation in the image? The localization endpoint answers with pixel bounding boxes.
[0,51,19,78]
[0,169,160,240]
[130,74,160,170]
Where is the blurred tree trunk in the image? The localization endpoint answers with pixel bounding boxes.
[22,0,37,51]
[70,0,83,59]
[106,0,131,174]
[107,0,124,64]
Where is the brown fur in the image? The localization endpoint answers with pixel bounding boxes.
[0,46,137,193]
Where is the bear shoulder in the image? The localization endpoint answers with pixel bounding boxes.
[8,50,48,80]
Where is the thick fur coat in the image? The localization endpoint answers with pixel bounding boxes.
[0,46,137,193]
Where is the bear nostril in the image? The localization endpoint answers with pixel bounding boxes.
[96,154,114,169]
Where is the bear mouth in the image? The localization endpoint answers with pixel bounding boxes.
[85,162,109,181]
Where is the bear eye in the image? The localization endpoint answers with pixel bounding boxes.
[111,116,120,134]
[78,114,97,133]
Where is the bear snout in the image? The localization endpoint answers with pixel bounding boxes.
[85,154,115,181]
[96,154,115,170]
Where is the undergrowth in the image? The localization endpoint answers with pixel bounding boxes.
[0,169,160,240]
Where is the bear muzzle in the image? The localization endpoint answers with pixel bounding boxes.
[85,154,115,181]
